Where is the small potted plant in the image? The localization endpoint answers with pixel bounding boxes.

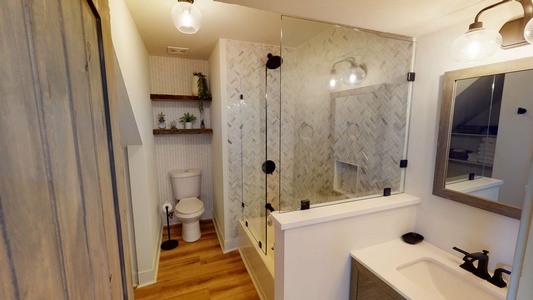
[193,72,211,129]
[157,112,166,129]
[179,112,196,129]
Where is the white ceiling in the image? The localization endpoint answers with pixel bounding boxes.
[124,0,522,60]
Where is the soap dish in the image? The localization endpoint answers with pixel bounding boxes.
[402,232,424,245]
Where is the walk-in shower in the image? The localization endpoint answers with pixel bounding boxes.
[238,16,415,300]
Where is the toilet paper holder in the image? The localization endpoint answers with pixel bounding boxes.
[161,203,179,250]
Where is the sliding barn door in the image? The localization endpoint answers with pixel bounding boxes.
[0,0,132,298]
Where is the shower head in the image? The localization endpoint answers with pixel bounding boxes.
[266,53,282,70]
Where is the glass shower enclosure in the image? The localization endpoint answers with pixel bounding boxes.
[240,15,415,256]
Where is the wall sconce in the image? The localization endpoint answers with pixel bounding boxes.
[328,57,366,90]
[171,0,202,34]
[452,0,533,61]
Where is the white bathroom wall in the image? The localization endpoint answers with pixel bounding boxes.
[407,15,533,289]
[109,0,161,286]
[209,40,233,251]
[149,56,213,225]
[492,70,533,207]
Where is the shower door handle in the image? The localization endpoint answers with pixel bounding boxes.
[265,203,275,212]
[262,160,276,175]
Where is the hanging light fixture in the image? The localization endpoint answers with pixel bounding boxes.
[171,0,202,34]
[452,0,533,62]
[329,57,366,90]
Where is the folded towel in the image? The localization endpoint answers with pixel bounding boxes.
[482,136,497,142]
[478,143,496,148]
[468,155,478,162]
[478,144,496,150]
[478,159,494,166]
[478,149,495,153]
[477,152,495,159]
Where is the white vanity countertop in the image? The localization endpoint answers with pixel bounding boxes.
[446,177,503,193]
[350,239,507,300]
[270,193,420,230]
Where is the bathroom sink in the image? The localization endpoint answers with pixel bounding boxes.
[397,258,502,300]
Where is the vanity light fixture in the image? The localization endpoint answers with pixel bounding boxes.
[328,57,366,90]
[452,0,533,62]
[171,0,202,34]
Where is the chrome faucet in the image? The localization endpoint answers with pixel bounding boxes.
[453,247,491,279]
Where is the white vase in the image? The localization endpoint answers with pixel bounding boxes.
[191,76,199,96]
[185,122,193,129]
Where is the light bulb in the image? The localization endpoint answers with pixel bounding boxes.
[182,10,192,28]
[329,69,339,90]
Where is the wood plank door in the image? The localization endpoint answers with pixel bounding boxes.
[0,0,131,298]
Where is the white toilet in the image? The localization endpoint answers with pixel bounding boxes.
[169,168,205,242]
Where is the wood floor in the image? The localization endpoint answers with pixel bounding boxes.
[134,220,260,300]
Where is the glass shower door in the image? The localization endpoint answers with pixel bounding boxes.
[240,66,268,254]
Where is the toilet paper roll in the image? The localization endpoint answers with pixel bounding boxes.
[162,202,173,214]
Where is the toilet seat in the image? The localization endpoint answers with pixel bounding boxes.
[175,197,204,215]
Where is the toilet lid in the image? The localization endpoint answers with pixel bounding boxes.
[175,197,203,214]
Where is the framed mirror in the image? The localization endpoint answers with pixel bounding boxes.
[433,57,533,219]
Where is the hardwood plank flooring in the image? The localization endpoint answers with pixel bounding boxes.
[134,220,260,300]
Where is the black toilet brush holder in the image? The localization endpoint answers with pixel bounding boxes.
[161,206,179,250]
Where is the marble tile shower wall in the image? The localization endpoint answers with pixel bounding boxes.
[333,84,408,197]
[149,56,212,225]
[280,27,413,210]
[225,40,279,239]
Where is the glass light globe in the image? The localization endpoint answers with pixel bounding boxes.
[344,65,367,85]
[451,28,502,61]
[171,1,202,34]
[524,18,533,44]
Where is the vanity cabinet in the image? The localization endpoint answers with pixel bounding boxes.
[350,259,406,300]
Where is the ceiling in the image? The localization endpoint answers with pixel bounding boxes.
[124,0,523,60]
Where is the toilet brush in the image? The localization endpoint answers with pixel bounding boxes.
[161,206,179,250]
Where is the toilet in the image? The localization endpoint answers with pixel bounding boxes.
[169,168,205,242]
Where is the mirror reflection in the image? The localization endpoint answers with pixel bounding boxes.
[437,66,533,215]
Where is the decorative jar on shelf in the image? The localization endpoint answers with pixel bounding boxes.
[191,75,199,96]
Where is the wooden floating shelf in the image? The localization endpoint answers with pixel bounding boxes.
[150,94,212,102]
[153,128,213,135]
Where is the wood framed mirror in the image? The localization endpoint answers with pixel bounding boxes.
[433,57,533,219]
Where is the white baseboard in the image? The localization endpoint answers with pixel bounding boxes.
[212,214,239,253]
[136,224,162,287]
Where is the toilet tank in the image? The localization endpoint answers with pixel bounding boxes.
[169,169,201,200]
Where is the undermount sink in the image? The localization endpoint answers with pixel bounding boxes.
[351,239,508,300]
[397,258,502,300]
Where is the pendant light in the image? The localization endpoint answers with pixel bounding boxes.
[171,0,202,34]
